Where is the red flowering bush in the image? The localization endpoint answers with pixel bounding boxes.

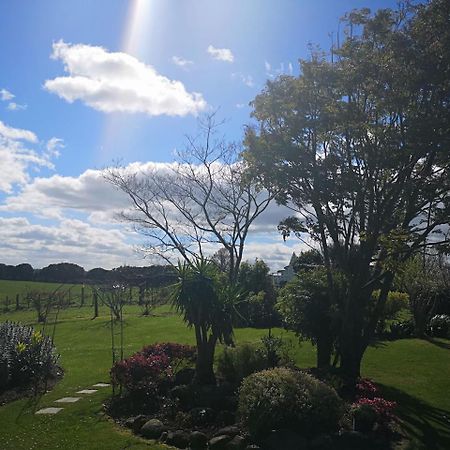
[110,342,196,404]
[351,378,397,431]
[356,378,379,399]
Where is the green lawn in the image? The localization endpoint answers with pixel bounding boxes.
[0,280,449,450]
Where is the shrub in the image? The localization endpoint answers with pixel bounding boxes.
[387,319,415,339]
[428,314,450,338]
[351,397,397,430]
[238,367,342,437]
[110,342,196,405]
[217,336,292,386]
[352,377,397,430]
[217,343,268,386]
[0,321,59,392]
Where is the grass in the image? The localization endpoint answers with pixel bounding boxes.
[0,280,449,449]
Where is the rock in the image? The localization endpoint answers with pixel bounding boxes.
[214,426,240,437]
[262,429,307,450]
[140,418,166,439]
[245,446,261,450]
[159,431,168,443]
[175,367,195,385]
[189,430,208,449]
[225,435,246,450]
[166,429,190,449]
[216,410,235,426]
[189,407,215,425]
[209,435,233,450]
[125,414,148,433]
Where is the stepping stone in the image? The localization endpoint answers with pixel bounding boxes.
[76,389,98,394]
[55,397,81,403]
[92,383,110,387]
[36,407,63,415]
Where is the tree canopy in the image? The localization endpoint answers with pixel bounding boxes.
[245,0,450,381]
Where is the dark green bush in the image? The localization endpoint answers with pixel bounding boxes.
[388,319,415,339]
[0,321,59,392]
[238,367,343,437]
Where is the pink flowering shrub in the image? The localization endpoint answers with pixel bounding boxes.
[351,378,397,431]
[110,342,196,402]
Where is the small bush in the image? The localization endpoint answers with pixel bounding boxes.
[428,314,450,338]
[351,397,397,430]
[217,343,268,386]
[387,319,415,339]
[217,336,292,386]
[352,377,397,430]
[110,342,196,406]
[0,321,59,392]
[238,367,343,437]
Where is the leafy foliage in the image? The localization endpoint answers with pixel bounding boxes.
[428,314,450,338]
[352,378,397,431]
[171,259,240,384]
[277,268,344,368]
[245,0,450,379]
[110,342,196,408]
[238,367,342,437]
[0,321,59,392]
[235,259,279,328]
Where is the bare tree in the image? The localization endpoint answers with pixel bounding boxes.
[105,114,276,284]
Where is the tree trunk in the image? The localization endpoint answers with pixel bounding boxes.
[316,335,333,370]
[193,335,217,385]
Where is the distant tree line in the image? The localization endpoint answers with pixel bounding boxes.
[0,262,176,287]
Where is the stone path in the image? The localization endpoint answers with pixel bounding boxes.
[35,382,110,415]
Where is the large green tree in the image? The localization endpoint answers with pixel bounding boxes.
[245,1,450,382]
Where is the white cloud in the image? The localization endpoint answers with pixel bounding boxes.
[0,216,137,269]
[0,121,57,193]
[231,72,254,87]
[207,45,234,62]
[0,88,14,101]
[0,160,301,270]
[171,55,193,68]
[7,102,27,111]
[265,60,294,78]
[46,137,64,158]
[0,120,37,142]
[44,40,207,117]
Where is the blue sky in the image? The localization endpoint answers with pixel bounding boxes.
[0,0,402,270]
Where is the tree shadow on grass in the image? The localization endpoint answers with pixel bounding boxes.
[378,384,450,450]
[424,337,450,351]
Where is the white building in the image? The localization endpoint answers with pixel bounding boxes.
[271,252,297,288]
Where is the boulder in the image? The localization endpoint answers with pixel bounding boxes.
[209,435,233,450]
[189,430,208,449]
[214,426,240,438]
[225,435,246,450]
[124,414,148,433]
[140,418,166,439]
[166,430,190,449]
